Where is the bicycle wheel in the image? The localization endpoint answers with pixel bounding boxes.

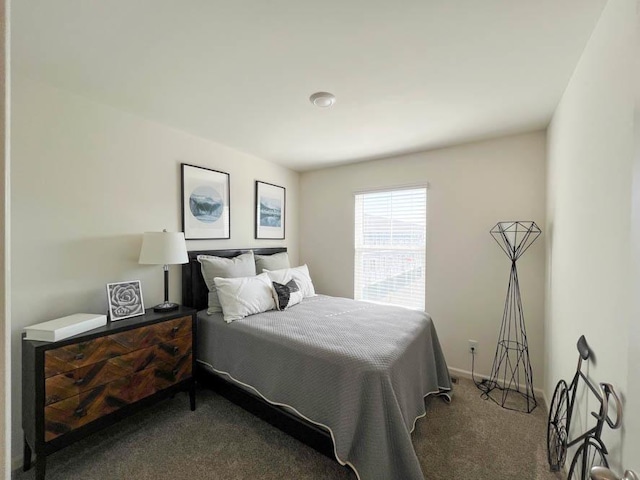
[568,439,608,480]
[547,379,569,470]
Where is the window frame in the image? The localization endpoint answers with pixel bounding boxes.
[353,184,428,310]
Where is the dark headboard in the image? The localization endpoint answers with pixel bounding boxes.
[181,247,288,311]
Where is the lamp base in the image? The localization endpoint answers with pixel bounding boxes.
[153,301,179,312]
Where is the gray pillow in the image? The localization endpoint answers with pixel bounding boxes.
[197,251,256,314]
[254,251,290,274]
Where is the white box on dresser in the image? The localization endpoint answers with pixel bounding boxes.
[23,313,107,342]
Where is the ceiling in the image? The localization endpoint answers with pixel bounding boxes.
[12,0,607,171]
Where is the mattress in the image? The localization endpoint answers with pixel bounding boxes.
[196,295,451,480]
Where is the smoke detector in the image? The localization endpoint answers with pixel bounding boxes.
[309,92,336,108]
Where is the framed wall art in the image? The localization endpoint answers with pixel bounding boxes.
[181,163,230,239]
[106,280,145,321]
[255,181,285,240]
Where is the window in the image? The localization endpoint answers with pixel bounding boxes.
[354,187,427,310]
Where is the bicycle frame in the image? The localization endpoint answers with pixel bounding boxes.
[565,360,608,452]
[564,337,622,451]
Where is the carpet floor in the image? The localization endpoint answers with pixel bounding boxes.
[14,377,564,480]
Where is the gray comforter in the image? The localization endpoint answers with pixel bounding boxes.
[197,295,451,480]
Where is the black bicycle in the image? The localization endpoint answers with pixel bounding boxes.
[547,335,622,479]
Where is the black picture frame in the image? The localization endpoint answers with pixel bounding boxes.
[255,181,286,240]
[181,163,231,240]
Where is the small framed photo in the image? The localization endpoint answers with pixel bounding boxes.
[255,181,285,240]
[181,163,231,240]
[106,280,145,321]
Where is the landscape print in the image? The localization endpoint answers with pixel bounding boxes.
[189,185,223,223]
[259,196,281,227]
[255,181,285,239]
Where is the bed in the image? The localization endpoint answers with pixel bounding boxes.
[182,248,452,480]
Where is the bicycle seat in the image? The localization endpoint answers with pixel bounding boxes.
[577,335,590,360]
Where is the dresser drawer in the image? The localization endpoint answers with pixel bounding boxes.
[45,360,123,406]
[44,337,129,378]
[154,353,192,390]
[153,316,192,342]
[155,335,192,362]
[44,369,157,441]
[43,317,192,378]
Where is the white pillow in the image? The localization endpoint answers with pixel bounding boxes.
[214,273,276,323]
[254,251,290,274]
[265,264,316,298]
[272,279,304,311]
[198,252,256,315]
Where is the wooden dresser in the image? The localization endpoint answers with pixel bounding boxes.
[22,307,196,480]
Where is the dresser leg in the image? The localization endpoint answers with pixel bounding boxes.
[36,455,46,480]
[22,436,32,471]
[189,382,196,411]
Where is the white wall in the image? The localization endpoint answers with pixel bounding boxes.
[546,0,637,471]
[9,76,299,462]
[628,108,640,472]
[1,0,7,477]
[300,132,547,389]
[627,4,640,465]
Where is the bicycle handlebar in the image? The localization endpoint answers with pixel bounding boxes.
[600,383,623,430]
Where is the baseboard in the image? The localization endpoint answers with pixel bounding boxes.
[448,366,546,404]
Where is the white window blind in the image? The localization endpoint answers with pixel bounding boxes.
[354,187,427,310]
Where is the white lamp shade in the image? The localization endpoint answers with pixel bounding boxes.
[139,231,188,265]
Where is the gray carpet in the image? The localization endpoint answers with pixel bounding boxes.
[14,378,563,480]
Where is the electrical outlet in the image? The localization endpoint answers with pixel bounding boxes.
[468,340,478,354]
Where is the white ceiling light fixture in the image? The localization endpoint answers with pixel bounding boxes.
[309,92,336,108]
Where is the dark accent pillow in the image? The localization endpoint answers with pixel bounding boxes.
[272,279,303,311]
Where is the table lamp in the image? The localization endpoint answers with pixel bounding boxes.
[139,230,188,312]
